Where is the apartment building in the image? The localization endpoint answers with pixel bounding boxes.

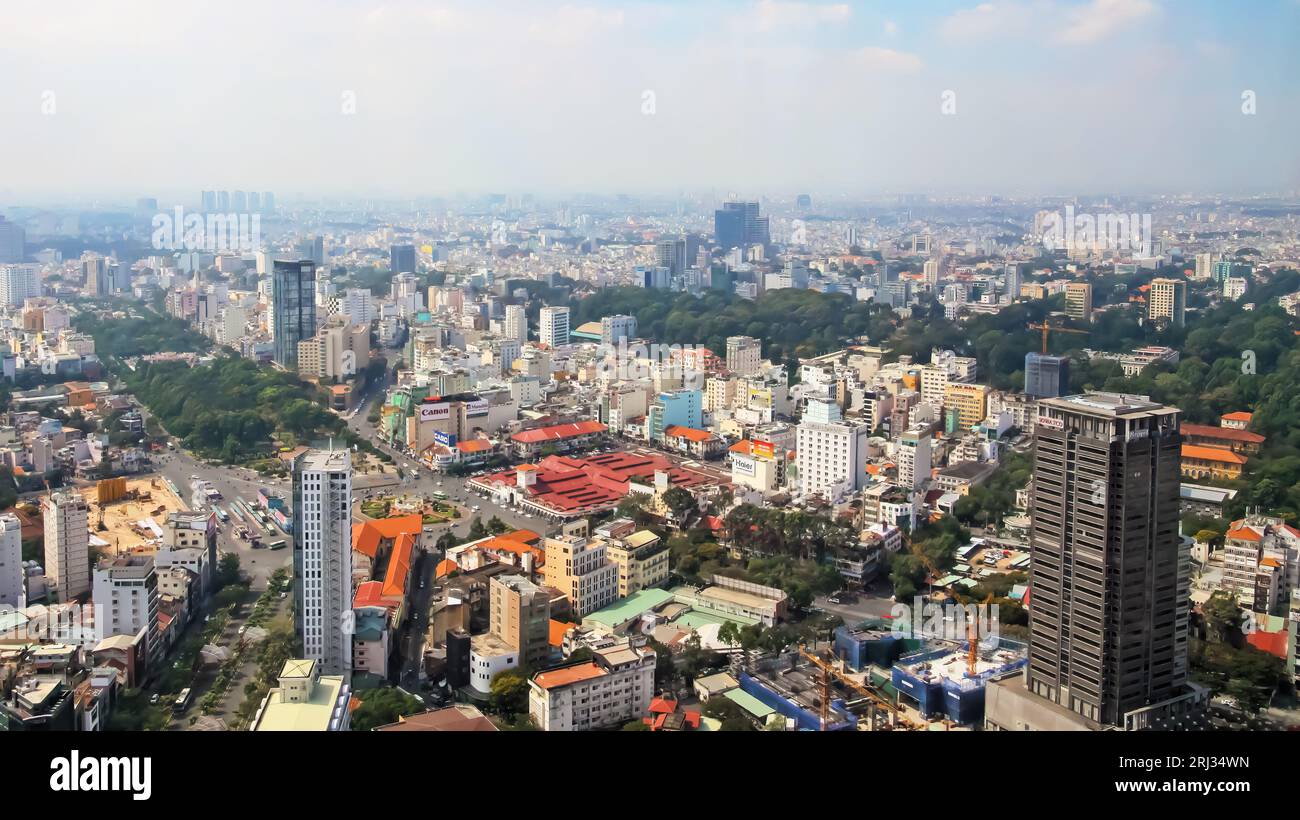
[595,518,670,597]
[528,641,657,731]
[489,574,552,668]
[542,534,619,617]
[44,490,90,602]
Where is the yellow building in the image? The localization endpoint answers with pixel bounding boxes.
[1180,444,1246,481]
[943,382,989,433]
[599,524,669,598]
[1065,281,1093,322]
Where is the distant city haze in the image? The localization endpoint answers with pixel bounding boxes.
[1,0,1298,201]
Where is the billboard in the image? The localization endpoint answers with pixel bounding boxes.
[419,402,450,422]
[465,399,490,418]
[434,430,457,447]
[732,455,757,477]
[752,439,775,459]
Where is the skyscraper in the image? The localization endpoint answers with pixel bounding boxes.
[0,514,24,609]
[505,304,528,343]
[272,260,317,368]
[1024,353,1070,399]
[298,235,325,265]
[539,306,570,348]
[293,449,353,676]
[713,207,744,251]
[390,243,416,274]
[0,215,25,264]
[1026,393,1189,728]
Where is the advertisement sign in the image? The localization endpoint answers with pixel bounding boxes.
[732,456,757,477]
[465,399,490,418]
[752,439,775,459]
[419,402,450,422]
[1036,415,1064,430]
[434,430,457,447]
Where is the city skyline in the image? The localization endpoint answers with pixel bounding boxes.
[2,0,1299,200]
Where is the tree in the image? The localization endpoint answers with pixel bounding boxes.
[662,487,696,523]
[216,553,243,589]
[488,669,530,718]
[350,687,425,731]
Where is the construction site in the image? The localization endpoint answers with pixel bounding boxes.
[727,626,1028,731]
[79,475,188,557]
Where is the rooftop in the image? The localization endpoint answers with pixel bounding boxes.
[533,662,607,690]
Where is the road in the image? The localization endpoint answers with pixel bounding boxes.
[813,585,899,626]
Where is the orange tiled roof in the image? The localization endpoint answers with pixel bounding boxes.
[729,440,752,454]
[549,620,573,648]
[434,559,458,579]
[664,425,713,443]
[352,513,424,558]
[1181,423,1264,444]
[1221,411,1253,422]
[533,663,607,690]
[381,532,415,599]
[1226,527,1262,542]
[1181,444,1247,465]
[511,420,607,444]
[457,439,493,453]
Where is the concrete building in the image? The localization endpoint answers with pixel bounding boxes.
[726,335,763,377]
[43,491,90,602]
[1148,277,1186,328]
[542,534,618,617]
[0,514,24,608]
[1025,393,1191,729]
[599,314,637,345]
[595,519,670,598]
[796,397,869,500]
[250,658,352,731]
[293,449,353,675]
[92,556,160,664]
[539,306,570,348]
[489,574,551,668]
[528,641,656,731]
[504,304,528,343]
[896,426,931,491]
[1064,281,1092,323]
[943,383,989,433]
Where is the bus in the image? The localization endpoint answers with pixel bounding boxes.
[267,539,287,551]
[430,491,447,500]
[215,507,229,524]
[173,687,193,715]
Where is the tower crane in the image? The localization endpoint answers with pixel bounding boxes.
[798,646,917,731]
[1026,321,1089,355]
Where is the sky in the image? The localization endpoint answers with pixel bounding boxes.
[1,0,1298,202]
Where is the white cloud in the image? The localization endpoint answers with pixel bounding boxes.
[851,47,924,73]
[940,0,1157,44]
[1058,0,1157,44]
[751,1,852,32]
[883,20,899,36]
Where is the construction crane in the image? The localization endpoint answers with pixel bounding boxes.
[798,646,915,731]
[966,592,995,677]
[1026,321,1089,354]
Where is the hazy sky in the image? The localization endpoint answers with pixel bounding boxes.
[2,0,1298,202]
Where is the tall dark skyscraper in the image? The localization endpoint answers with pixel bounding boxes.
[272,259,317,368]
[713,207,744,251]
[1026,393,1189,728]
[390,243,416,274]
[1024,353,1070,399]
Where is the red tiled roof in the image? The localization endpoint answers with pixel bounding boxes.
[1227,527,1262,542]
[511,420,607,444]
[353,580,390,610]
[1181,423,1264,444]
[471,452,718,514]
[1221,412,1253,422]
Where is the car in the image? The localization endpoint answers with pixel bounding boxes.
[828,595,842,604]
[150,693,160,705]
[238,626,247,635]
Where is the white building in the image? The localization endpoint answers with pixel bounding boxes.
[505,304,528,343]
[600,314,638,345]
[44,491,90,602]
[528,641,656,731]
[92,555,160,663]
[0,514,24,608]
[0,264,41,307]
[539,306,570,348]
[796,397,869,500]
[293,449,353,675]
[896,426,932,491]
